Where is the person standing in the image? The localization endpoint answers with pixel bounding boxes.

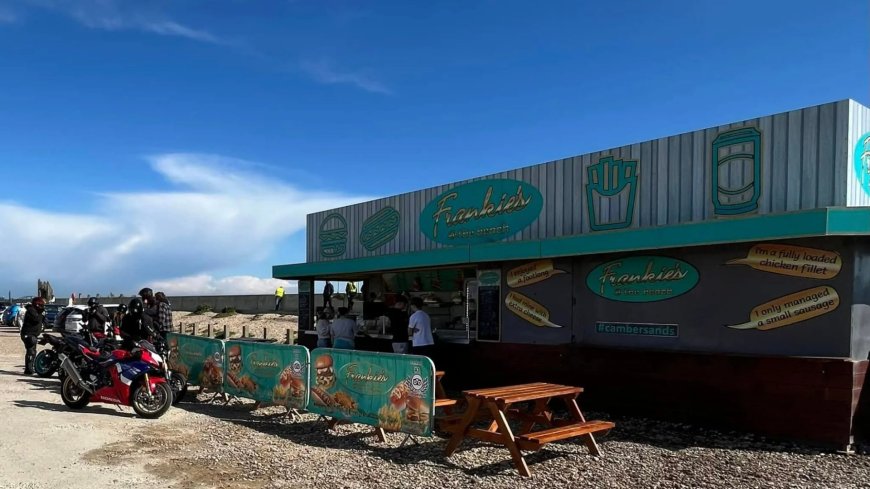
[384,295,410,354]
[121,298,155,350]
[275,285,285,311]
[330,307,357,350]
[155,292,173,335]
[408,297,435,357]
[83,297,110,336]
[315,307,334,348]
[323,281,334,308]
[20,297,46,375]
[345,282,357,311]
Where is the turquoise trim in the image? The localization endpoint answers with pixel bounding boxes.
[273,207,870,279]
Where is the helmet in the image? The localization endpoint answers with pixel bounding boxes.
[87,297,99,307]
[138,287,153,298]
[128,298,144,316]
[118,304,128,314]
[31,297,45,309]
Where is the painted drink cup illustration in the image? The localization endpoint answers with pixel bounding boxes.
[319,213,348,258]
[712,127,761,215]
[586,156,638,231]
[504,290,563,328]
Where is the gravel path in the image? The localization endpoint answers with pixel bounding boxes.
[2,326,870,488]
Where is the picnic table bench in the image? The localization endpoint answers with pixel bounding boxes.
[442,382,614,476]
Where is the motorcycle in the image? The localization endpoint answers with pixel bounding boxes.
[58,339,172,419]
[151,335,187,405]
[35,331,118,380]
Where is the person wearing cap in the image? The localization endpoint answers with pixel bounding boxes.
[384,295,410,354]
[21,297,46,374]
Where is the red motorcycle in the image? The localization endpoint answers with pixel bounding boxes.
[58,340,172,418]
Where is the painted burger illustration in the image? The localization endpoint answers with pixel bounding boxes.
[226,344,243,388]
[405,395,430,426]
[315,354,335,389]
[319,213,348,258]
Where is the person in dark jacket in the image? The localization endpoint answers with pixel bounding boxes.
[323,281,334,308]
[120,298,154,350]
[21,297,46,374]
[384,295,410,354]
[83,297,110,335]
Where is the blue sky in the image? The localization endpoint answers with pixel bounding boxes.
[0,0,867,297]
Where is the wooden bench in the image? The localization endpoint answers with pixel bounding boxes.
[515,420,614,450]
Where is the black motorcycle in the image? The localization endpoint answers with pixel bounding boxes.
[34,331,119,379]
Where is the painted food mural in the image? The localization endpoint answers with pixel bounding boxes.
[308,349,436,436]
[223,341,310,410]
[166,333,225,390]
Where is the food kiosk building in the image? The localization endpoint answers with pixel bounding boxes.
[274,99,870,449]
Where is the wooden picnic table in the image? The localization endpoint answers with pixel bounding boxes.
[442,382,614,477]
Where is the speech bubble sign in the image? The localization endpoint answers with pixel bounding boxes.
[726,285,840,331]
[726,244,841,279]
[504,291,563,328]
[506,259,567,288]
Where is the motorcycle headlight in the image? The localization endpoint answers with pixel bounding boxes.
[151,352,163,364]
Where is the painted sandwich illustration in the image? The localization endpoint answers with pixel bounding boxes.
[315,355,335,389]
[359,206,400,251]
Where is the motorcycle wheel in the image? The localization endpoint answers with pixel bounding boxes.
[169,373,188,405]
[34,350,58,378]
[131,381,172,419]
[60,376,90,409]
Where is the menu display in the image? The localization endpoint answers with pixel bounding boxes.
[477,270,501,342]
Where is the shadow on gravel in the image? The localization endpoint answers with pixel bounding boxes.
[176,399,582,477]
[582,411,833,456]
[12,399,136,418]
[16,376,60,391]
[0,368,27,377]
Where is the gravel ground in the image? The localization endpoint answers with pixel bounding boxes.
[172,312,298,343]
[4,326,870,488]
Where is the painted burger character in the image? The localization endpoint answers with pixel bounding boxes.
[315,355,335,389]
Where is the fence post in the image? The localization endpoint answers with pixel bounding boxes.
[192,323,197,336]
[242,325,247,338]
[223,324,229,338]
[207,324,213,337]
[263,327,268,340]
[285,328,292,344]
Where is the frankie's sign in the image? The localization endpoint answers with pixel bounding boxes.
[587,256,699,302]
[419,179,543,245]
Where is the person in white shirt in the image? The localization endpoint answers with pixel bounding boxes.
[315,307,334,348]
[330,307,358,350]
[408,297,435,357]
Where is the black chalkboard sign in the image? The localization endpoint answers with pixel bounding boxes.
[477,285,501,342]
[298,289,312,331]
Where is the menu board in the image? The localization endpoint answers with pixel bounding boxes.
[308,349,436,436]
[476,270,501,342]
[224,341,310,410]
[298,280,312,330]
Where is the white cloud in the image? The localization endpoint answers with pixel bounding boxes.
[22,0,225,44]
[150,274,297,296]
[301,59,392,95]
[0,153,375,297]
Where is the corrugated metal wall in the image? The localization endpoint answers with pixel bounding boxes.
[848,100,870,207]
[308,100,860,262]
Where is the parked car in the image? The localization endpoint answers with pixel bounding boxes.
[2,304,23,327]
[44,304,63,326]
[55,304,121,333]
